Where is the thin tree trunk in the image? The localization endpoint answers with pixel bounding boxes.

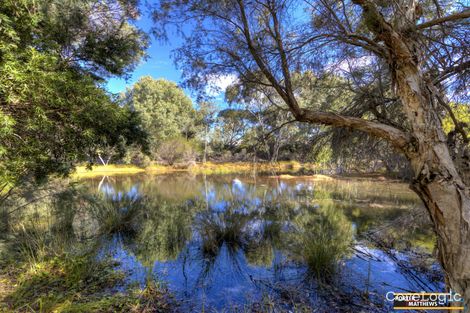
[98,153,107,166]
[203,124,208,163]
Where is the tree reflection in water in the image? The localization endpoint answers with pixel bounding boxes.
[67,174,441,310]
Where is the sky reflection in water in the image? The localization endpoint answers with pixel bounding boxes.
[84,174,444,311]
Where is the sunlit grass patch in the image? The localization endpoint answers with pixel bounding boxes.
[73,161,321,178]
[4,254,122,312]
[73,164,190,178]
[189,160,313,175]
[73,165,146,178]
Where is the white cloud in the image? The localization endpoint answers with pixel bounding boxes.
[205,74,238,97]
[330,56,374,74]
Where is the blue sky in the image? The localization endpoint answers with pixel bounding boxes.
[106,13,182,94]
[105,10,232,109]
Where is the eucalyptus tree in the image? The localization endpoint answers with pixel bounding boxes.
[227,71,356,162]
[212,108,256,153]
[196,102,218,162]
[152,0,470,300]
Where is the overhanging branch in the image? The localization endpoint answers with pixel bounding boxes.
[297,109,412,151]
[416,10,470,30]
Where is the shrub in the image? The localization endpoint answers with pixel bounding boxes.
[157,138,198,166]
[122,146,152,167]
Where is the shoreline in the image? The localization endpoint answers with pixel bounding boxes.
[73,161,312,178]
[72,162,404,183]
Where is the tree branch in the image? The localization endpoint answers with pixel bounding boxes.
[263,119,297,140]
[416,10,470,30]
[237,0,303,117]
[238,0,412,152]
[297,109,412,151]
[433,60,470,84]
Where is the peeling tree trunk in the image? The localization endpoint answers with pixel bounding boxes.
[346,0,470,302]
[396,61,470,305]
[236,0,470,301]
[411,165,470,304]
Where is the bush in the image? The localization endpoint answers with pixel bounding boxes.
[122,146,152,167]
[157,138,198,166]
[287,204,353,281]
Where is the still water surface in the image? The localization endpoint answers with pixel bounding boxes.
[78,173,443,311]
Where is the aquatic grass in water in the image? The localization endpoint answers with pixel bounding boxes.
[1,173,441,312]
[0,191,176,313]
[287,204,354,281]
[197,209,249,257]
[89,195,146,235]
[132,200,199,266]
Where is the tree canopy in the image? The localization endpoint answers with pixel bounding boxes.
[151,0,468,174]
[0,0,148,185]
[121,77,198,154]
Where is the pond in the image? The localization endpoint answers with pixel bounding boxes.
[70,173,444,312]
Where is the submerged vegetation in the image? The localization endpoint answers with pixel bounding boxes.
[288,204,353,280]
[0,188,175,312]
[0,173,441,312]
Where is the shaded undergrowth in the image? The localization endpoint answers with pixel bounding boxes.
[1,247,175,313]
[0,188,176,313]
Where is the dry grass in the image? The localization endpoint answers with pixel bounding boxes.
[269,174,334,181]
[73,164,181,178]
[74,165,146,177]
[73,161,319,178]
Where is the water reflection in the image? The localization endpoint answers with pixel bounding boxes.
[78,173,443,311]
[287,204,353,281]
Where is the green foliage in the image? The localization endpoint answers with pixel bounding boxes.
[315,145,333,165]
[123,145,153,167]
[0,0,148,78]
[3,252,171,313]
[1,49,147,182]
[122,77,198,155]
[218,72,358,163]
[6,255,124,311]
[288,204,353,280]
[0,0,148,186]
[296,71,354,112]
[157,137,199,165]
[442,103,470,137]
[210,108,255,154]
